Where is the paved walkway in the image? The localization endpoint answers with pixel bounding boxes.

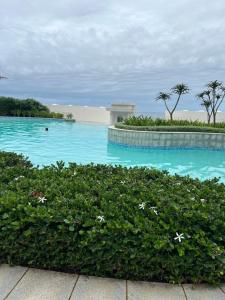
[0,264,225,300]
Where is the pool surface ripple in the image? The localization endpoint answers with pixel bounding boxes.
[0,117,225,182]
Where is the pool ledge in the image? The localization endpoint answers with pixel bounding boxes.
[108,126,225,149]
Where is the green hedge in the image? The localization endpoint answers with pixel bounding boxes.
[115,123,225,133]
[0,152,225,284]
[122,116,225,129]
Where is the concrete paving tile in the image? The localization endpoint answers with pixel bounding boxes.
[183,284,225,300]
[0,264,28,300]
[220,284,225,294]
[6,268,77,300]
[1,264,225,300]
[127,280,186,300]
[70,275,126,300]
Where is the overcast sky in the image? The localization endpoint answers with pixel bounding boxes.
[0,0,225,112]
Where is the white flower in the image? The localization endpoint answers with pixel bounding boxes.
[139,202,145,210]
[200,198,206,203]
[176,182,181,186]
[120,181,125,185]
[174,232,185,243]
[73,171,77,176]
[97,215,105,222]
[38,196,47,203]
[150,206,158,215]
[14,175,25,181]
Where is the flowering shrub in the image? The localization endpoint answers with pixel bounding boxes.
[0,151,32,168]
[0,152,225,283]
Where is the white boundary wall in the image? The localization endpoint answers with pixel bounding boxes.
[165,110,225,123]
[46,104,110,124]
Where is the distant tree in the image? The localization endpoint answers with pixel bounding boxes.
[0,74,8,113]
[156,83,189,121]
[0,96,54,118]
[20,99,49,113]
[197,80,225,124]
[0,74,7,80]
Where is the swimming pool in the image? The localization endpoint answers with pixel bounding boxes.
[1,117,225,182]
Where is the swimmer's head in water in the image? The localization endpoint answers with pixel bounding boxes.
[45,128,48,131]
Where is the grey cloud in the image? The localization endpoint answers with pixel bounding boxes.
[0,0,108,19]
[0,0,225,112]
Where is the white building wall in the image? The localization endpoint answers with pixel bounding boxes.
[165,110,225,123]
[46,104,110,124]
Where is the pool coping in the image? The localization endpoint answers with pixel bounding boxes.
[109,126,225,135]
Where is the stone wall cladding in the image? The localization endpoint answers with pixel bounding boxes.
[108,126,225,149]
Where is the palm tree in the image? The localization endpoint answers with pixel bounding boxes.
[66,113,73,120]
[215,86,225,119]
[171,83,189,113]
[65,113,75,122]
[197,80,225,124]
[207,80,222,91]
[156,92,172,120]
[156,83,189,121]
[202,100,212,124]
[197,92,212,124]
[207,80,223,124]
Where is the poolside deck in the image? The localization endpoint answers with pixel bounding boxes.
[0,264,224,300]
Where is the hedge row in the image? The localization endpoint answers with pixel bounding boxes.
[0,151,225,284]
[116,123,225,133]
[0,96,63,119]
[123,116,225,128]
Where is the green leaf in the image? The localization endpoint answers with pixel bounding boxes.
[69,225,75,232]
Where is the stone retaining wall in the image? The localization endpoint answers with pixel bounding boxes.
[108,126,225,149]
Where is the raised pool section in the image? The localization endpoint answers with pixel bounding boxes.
[108,126,225,149]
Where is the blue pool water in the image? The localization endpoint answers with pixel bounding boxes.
[0,117,225,182]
